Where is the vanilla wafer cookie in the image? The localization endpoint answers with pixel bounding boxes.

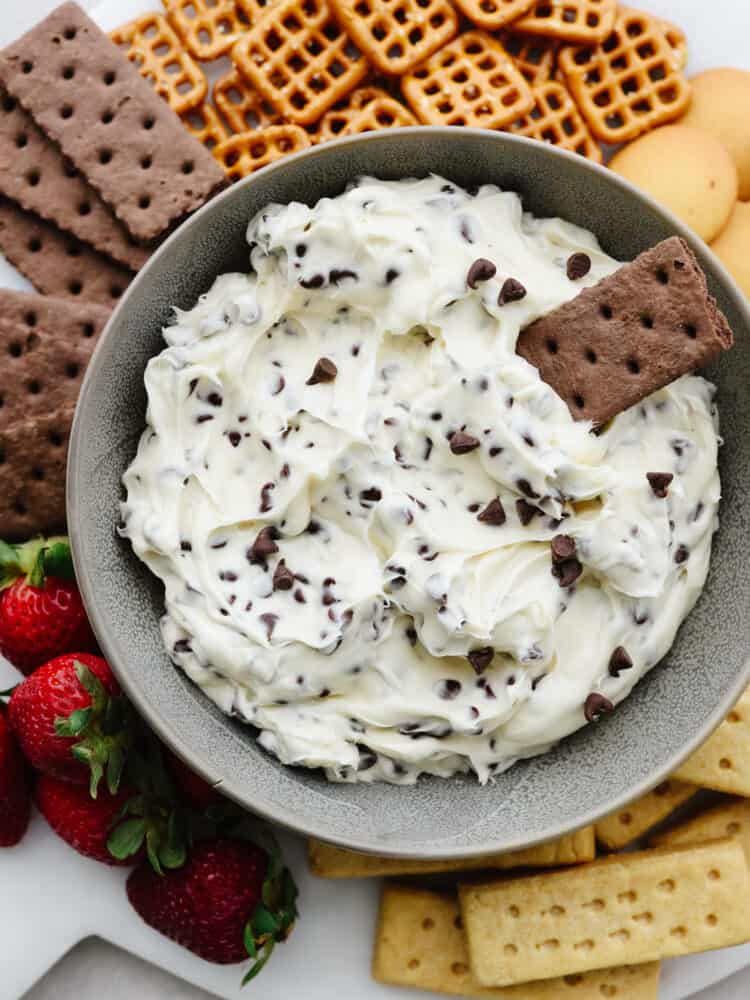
[310,826,595,877]
[214,124,310,180]
[214,67,282,134]
[652,799,750,866]
[452,0,534,32]
[500,31,557,85]
[508,80,602,162]
[514,0,617,44]
[0,90,148,271]
[180,103,229,151]
[164,0,250,61]
[459,840,750,988]
[373,886,661,1000]
[595,780,697,850]
[674,687,750,796]
[0,3,225,243]
[330,0,457,76]
[558,7,691,144]
[232,0,369,126]
[403,32,533,128]
[0,198,131,308]
[111,12,208,116]
[316,86,416,142]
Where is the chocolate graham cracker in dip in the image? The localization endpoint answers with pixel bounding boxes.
[121,176,729,785]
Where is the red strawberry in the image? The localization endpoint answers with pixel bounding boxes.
[35,773,143,866]
[0,537,97,675]
[8,653,129,795]
[0,704,32,847]
[164,748,224,812]
[127,837,298,978]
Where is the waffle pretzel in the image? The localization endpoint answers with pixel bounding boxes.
[214,68,283,133]
[330,0,457,76]
[164,0,250,62]
[658,16,688,71]
[558,7,691,144]
[402,31,534,128]
[317,86,416,141]
[110,13,207,116]
[180,103,229,151]
[508,80,602,162]
[214,124,310,180]
[513,0,617,44]
[232,0,369,126]
[500,30,558,86]
[451,0,535,32]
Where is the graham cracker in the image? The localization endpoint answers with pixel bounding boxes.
[652,798,750,867]
[595,780,697,850]
[673,687,750,796]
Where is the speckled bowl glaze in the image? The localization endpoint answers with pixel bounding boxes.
[68,128,750,858]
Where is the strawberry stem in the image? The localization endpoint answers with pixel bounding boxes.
[241,845,298,985]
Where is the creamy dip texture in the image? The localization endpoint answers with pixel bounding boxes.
[121,176,720,785]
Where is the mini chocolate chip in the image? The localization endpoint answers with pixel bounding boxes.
[306,357,337,385]
[180,540,192,552]
[516,499,541,526]
[406,626,418,647]
[330,268,357,284]
[584,692,614,723]
[468,647,494,674]
[498,277,527,305]
[248,525,278,564]
[273,560,295,591]
[188,378,198,395]
[295,243,307,257]
[550,534,576,562]
[228,431,241,447]
[437,679,461,700]
[647,472,673,498]
[517,478,540,499]
[206,392,222,407]
[360,486,382,503]
[609,646,633,678]
[467,258,497,288]
[293,588,306,603]
[423,437,433,461]
[300,273,324,289]
[173,639,192,654]
[552,558,583,588]
[478,498,506,525]
[567,252,591,280]
[260,481,275,513]
[674,544,690,564]
[259,612,278,639]
[385,268,399,284]
[450,431,480,455]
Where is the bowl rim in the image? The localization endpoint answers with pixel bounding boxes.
[68,126,750,858]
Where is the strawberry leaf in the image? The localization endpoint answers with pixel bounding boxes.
[74,662,106,709]
[107,817,147,860]
[42,541,75,580]
[107,742,127,796]
[28,546,47,589]
[145,825,164,877]
[0,685,18,699]
[243,923,257,960]
[159,811,187,870]
[56,707,92,737]
[252,904,281,936]
[0,540,22,589]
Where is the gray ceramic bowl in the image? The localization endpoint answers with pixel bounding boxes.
[68,128,750,858]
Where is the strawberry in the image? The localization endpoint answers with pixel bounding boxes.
[0,703,32,847]
[164,748,224,812]
[0,537,97,675]
[8,653,130,795]
[35,773,144,866]
[127,837,298,979]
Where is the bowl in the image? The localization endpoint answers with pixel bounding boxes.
[68,128,750,858]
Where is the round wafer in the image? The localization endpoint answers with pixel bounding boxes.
[711,200,750,299]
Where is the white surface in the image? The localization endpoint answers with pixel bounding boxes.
[1,1,750,998]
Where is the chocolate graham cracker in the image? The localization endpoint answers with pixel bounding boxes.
[0,2,225,243]
[0,197,131,308]
[0,90,148,271]
[0,290,110,540]
[516,237,733,427]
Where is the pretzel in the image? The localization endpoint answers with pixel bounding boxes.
[402,31,534,128]
[508,80,602,162]
[316,86,416,141]
[329,0,457,76]
[558,7,692,144]
[451,0,535,32]
[513,0,617,44]
[214,67,283,133]
[658,16,688,71]
[164,0,250,62]
[214,124,311,180]
[231,0,369,126]
[500,29,558,85]
[180,103,229,151]
[110,13,207,116]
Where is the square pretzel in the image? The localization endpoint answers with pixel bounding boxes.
[558,6,692,144]
[214,124,310,180]
[180,103,230,151]
[513,0,617,44]
[329,0,457,76]
[508,80,602,162]
[164,0,251,62]
[110,13,207,115]
[500,30,558,85]
[232,0,369,126]
[402,32,534,128]
[657,16,688,71]
[317,85,416,141]
[451,0,535,32]
[214,67,283,132]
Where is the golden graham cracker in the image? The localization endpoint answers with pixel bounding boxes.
[673,686,750,796]
[309,826,595,878]
[459,839,750,988]
[595,780,697,850]
[373,885,661,1000]
[652,798,750,866]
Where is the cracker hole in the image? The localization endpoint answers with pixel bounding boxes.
[78,202,91,216]
[28,238,42,253]
[585,349,597,364]
[27,170,40,187]
[15,132,28,148]
[619,811,632,825]
[670,926,687,939]
[573,394,585,410]
[82,322,95,338]
[143,115,156,130]
[30,465,45,481]
[609,928,630,942]
[182,160,194,175]
[617,891,637,904]
[110,285,124,300]
[407,958,420,970]
[450,962,468,976]
[627,359,640,374]
[421,917,434,930]
[12,500,27,515]
[141,156,153,170]
[658,878,675,892]
[656,267,670,284]
[706,914,718,926]
[28,379,41,394]
[682,322,697,339]
[728,710,741,723]
[504,943,518,955]
[719,757,732,770]
[24,311,37,327]
[600,304,613,319]
[8,342,22,358]
[633,911,653,924]
[65,362,80,379]
[565,976,584,987]
[101,109,115,124]
[62,65,75,80]
[60,104,74,119]
[582,898,605,912]
[22,61,33,74]
[641,315,653,329]
[63,27,77,40]
[546,338,558,355]
[68,280,83,296]
[453,914,463,930]
[508,905,520,917]
[574,938,595,951]
[99,148,113,164]
[139,195,151,209]
[104,70,116,85]
[49,430,64,446]
[537,938,559,951]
